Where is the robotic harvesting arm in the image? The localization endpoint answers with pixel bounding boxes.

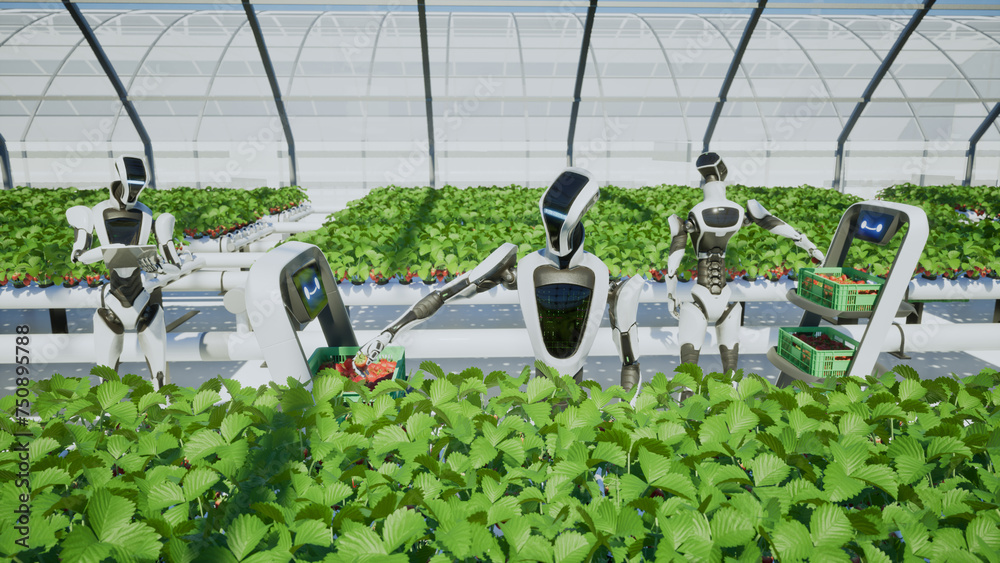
[745,200,825,264]
[608,275,645,390]
[354,243,519,368]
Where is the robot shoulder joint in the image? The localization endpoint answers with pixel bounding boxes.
[745,199,771,222]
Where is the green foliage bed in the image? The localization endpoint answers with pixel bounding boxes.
[3,363,1000,562]
[0,186,306,286]
[289,183,1000,283]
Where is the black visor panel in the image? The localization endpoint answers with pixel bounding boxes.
[535,283,593,359]
[542,171,588,252]
[106,217,141,245]
[702,207,740,228]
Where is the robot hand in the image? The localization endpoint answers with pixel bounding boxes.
[796,237,825,264]
[139,254,162,273]
[353,330,393,375]
[665,275,680,319]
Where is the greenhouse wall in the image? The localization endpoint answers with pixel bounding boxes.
[1,9,998,190]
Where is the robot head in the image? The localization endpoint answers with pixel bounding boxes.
[539,167,598,258]
[110,155,148,209]
[696,152,728,183]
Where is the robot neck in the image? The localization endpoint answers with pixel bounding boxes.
[702,180,727,202]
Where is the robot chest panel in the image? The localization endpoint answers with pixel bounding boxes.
[102,208,147,245]
[532,265,598,360]
[690,203,742,252]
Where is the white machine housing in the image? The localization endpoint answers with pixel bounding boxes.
[244,241,356,384]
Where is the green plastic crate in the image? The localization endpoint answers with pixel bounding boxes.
[797,267,884,312]
[307,345,407,402]
[777,327,859,378]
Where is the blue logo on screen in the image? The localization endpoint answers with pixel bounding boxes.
[856,210,893,243]
[292,264,328,319]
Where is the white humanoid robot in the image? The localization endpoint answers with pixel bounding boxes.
[66,155,183,390]
[665,152,825,374]
[354,167,646,390]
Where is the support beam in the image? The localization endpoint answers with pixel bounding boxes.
[964,101,1000,187]
[832,0,935,191]
[417,0,437,188]
[63,0,156,187]
[0,131,11,189]
[702,0,766,155]
[567,0,598,167]
[242,0,298,187]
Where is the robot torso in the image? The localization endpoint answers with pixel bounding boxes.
[686,197,744,296]
[91,200,154,252]
[517,249,610,378]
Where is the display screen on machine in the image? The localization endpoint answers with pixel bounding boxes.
[292,262,328,320]
[535,283,593,359]
[855,209,896,245]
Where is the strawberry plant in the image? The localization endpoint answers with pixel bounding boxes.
[0,185,306,286]
[5,363,1000,561]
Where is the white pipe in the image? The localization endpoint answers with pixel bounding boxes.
[4,323,998,364]
[196,253,264,269]
[3,277,997,310]
[334,278,1000,306]
[184,236,236,253]
[270,222,327,234]
[160,271,249,292]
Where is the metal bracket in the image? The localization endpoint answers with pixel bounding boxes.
[888,322,910,360]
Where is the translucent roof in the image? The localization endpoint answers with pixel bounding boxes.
[1,7,998,189]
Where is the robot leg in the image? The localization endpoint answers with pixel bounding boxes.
[676,300,709,401]
[678,300,709,366]
[716,301,742,374]
[136,303,169,390]
[93,308,125,376]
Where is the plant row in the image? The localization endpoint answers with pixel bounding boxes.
[3,183,999,288]
[288,184,1000,283]
[3,363,1000,562]
[0,186,307,287]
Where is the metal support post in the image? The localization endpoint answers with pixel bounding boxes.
[243,0,298,186]
[567,0,597,167]
[64,0,156,187]
[832,0,935,191]
[702,0,767,155]
[964,102,1000,187]
[417,0,437,188]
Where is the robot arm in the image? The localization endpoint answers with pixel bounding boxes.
[66,206,100,264]
[664,214,688,318]
[153,213,183,267]
[354,243,519,366]
[608,275,645,390]
[745,200,825,264]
